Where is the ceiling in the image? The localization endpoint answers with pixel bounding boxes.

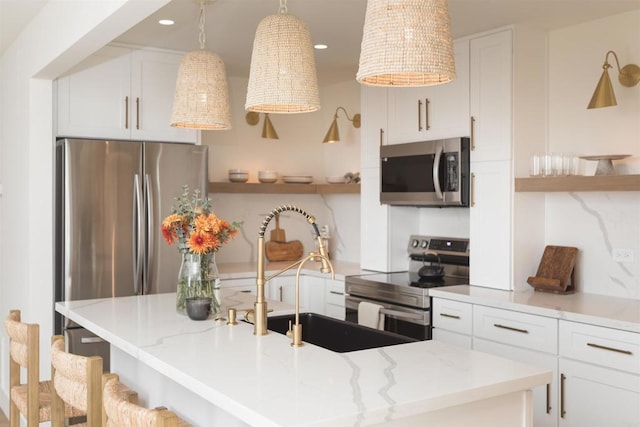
[2,0,640,85]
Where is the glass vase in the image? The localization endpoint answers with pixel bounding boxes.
[176,252,221,316]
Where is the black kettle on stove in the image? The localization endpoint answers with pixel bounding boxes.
[418,252,445,280]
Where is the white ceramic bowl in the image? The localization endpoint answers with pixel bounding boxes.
[258,170,278,183]
[326,175,346,184]
[228,169,249,183]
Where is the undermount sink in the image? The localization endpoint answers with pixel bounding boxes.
[266,313,417,353]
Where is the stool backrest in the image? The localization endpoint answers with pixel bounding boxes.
[4,309,40,426]
[103,375,179,427]
[50,335,103,427]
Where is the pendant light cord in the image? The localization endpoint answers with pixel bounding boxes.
[198,1,206,49]
[279,0,287,13]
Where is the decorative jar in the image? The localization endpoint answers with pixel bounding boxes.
[176,252,220,316]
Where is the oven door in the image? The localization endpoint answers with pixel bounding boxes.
[345,295,432,340]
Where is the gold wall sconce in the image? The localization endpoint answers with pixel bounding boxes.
[246,111,279,139]
[588,50,640,109]
[322,107,361,144]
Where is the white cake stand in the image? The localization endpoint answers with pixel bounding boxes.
[579,154,630,175]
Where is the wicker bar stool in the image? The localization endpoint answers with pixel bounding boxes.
[4,310,84,427]
[103,374,192,427]
[50,334,105,427]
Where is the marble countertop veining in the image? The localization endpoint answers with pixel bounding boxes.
[430,285,640,333]
[55,290,551,426]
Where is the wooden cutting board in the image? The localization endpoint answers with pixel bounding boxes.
[265,240,304,262]
[270,214,286,242]
[527,245,578,294]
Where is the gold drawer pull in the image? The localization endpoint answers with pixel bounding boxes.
[560,373,566,418]
[587,342,633,355]
[329,291,344,296]
[440,313,461,320]
[494,323,529,334]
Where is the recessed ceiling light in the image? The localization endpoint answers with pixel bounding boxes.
[314,44,328,50]
[159,19,175,26]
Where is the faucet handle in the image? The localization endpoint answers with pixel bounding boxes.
[286,320,293,338]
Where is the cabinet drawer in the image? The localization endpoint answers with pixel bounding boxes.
[473,305,558,354]
[433,329,472,349]
[559,321,640,374]
[325,280,345,307]
[325,304,345,320]
[433,299,472,335]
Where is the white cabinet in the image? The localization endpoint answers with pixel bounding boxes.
[431,298,472,348]
[558,320,640,427]
[469,160,512,289]
[221,277,256,295]
[472,305,559,427]
[387,40,470,144]
[325,278,346,320]
[360,85,418,272]
[469,30,513,162]
[268,275,326,315]
[56,45,198,143]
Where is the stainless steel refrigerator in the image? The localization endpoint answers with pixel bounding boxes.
[54,138,208,367]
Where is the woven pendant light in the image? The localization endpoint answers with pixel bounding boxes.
[357,0,456,87]
[171,1,231,129]
[245,0,320,113]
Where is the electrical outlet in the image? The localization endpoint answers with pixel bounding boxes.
[613,248,634,263]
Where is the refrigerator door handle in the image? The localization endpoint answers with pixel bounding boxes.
[133,174,143,294]
[144,174,154,295]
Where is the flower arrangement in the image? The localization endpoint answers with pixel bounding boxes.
[161,186,241,315]
[161,186,241,254]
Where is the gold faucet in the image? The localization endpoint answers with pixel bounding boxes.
[254,205,333,337]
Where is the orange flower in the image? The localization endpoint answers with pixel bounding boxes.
[187,231,213,254]
[161,214,184,244]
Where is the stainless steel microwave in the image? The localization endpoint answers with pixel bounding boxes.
[380,137,470,207]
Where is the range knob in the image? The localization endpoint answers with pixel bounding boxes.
[420,240,429,249]
[411,239,420,248]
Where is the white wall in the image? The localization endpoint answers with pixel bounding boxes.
[544,10,640,298]
[203,77,362,264]
[0,0,170,415]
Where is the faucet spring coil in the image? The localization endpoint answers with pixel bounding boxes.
[258,205,316,237]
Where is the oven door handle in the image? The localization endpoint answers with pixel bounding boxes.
[379,307,424,321]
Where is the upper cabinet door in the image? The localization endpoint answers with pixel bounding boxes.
[130,50,198,143]
[387,39,471,144]
[469,30,513,162]
[56,45,199,144]
[56,45,132,140]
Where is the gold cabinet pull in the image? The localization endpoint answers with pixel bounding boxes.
[560,373,566,418]
[136,97,140,129]
[470,116,476,150]
[125,96,129,129]
[425,98,430,130]
[493,323,529,334]
[546,383,551,414]
[439,313,461,320]
[470,172,476,207]
[279,286,283,302]
[587,342,633,355]
[418,99,423,131]
[379,128,384,146]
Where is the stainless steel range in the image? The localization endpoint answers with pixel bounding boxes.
[345,235,469,340]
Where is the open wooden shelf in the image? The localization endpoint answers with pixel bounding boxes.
[209,182,360,195]
[515,174,640,192]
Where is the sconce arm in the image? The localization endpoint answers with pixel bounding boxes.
[603,50,640,88]
[334,107,362,128]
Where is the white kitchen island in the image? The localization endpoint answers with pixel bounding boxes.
[56,290,551,427]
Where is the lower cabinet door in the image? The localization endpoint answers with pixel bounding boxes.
[559,358,640,427]
[474,338,558,427]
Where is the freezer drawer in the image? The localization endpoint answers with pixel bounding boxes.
[65,327,110,371]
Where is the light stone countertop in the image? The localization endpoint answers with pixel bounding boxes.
[430,285,640,333]
[55,290,551,426]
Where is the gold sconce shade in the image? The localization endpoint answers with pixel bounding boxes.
[246,112,279,139]
[245,1,320,113]
[171,1,231,129]
[357,0,456,87]
[323,107,361,144]
[588,50,640,109]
